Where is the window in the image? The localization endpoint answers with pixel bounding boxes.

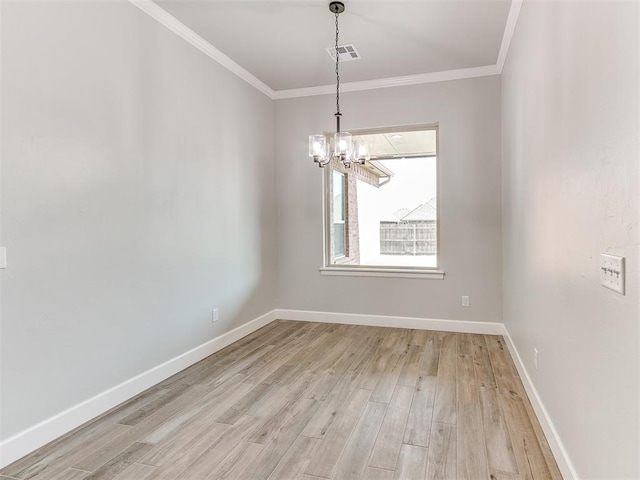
[323,125,440,275]
[332,171,346,258]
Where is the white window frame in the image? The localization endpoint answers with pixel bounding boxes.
[321,124,444,279]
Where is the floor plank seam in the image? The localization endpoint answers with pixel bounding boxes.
[0,323,561,480]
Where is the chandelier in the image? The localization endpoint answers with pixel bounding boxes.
[309,1,369,168]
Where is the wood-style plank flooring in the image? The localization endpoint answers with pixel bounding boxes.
[0,321,563,479]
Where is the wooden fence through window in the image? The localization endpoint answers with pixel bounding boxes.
[379,221,437,255]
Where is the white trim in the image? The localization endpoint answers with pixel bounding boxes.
[274,309,503,335]
[0,307,576,476]
[127,0,275,99]
[127,0,507,99]
[319,267,445,280]
[273,65,500,100]
[496,0,524,72]
[502,327,579,479]
[274,308,577,476]
[0,310,279,469]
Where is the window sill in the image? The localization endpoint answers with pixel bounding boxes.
[319,267,445,279]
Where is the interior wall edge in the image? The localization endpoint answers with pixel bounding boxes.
[274,309,504,336]
[0,309,279,469]
[0,309,506,468]
[503,325,579,480]
[4,309,582,474]
[128,0,517,100]
[126,0,275,99]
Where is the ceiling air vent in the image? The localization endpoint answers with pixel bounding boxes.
[325,44,361,62]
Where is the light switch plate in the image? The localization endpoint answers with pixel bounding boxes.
[601,253,625,295]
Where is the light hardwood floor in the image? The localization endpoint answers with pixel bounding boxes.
[0,321,562,480]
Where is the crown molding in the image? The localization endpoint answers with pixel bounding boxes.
[128,0,276,99]
[130,0,522,100]
[496,0,524,72]
[272,64,500,100]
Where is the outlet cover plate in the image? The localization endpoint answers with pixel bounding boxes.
[601,253,625,295]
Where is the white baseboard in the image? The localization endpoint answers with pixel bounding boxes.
[1,308,574,479]
[278,309,577,477]
[275,308,505,335]
[503,327,579,479]
[0,309,278,469]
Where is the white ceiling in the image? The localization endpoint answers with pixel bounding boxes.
[153,0,513,92]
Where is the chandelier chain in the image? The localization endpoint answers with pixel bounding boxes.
[335,11,340,116]
[309,2,369,169]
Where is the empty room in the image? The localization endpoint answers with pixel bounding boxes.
[0,0,638,479]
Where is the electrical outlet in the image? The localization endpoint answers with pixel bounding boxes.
[212,308,219,323]
[601,253,625,295]
[534,348,539,370]
[461,296,470,307]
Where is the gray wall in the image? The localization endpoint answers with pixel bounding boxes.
[5,2,637,475]
[501,1,639,477]
[275,77,503,322]
[0,1,276,441]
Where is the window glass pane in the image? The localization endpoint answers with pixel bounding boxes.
[357,156,437,267]
[326,127,438,269]
[334,223,345,257]
[332,171,345,222]
[332,171,346,258]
